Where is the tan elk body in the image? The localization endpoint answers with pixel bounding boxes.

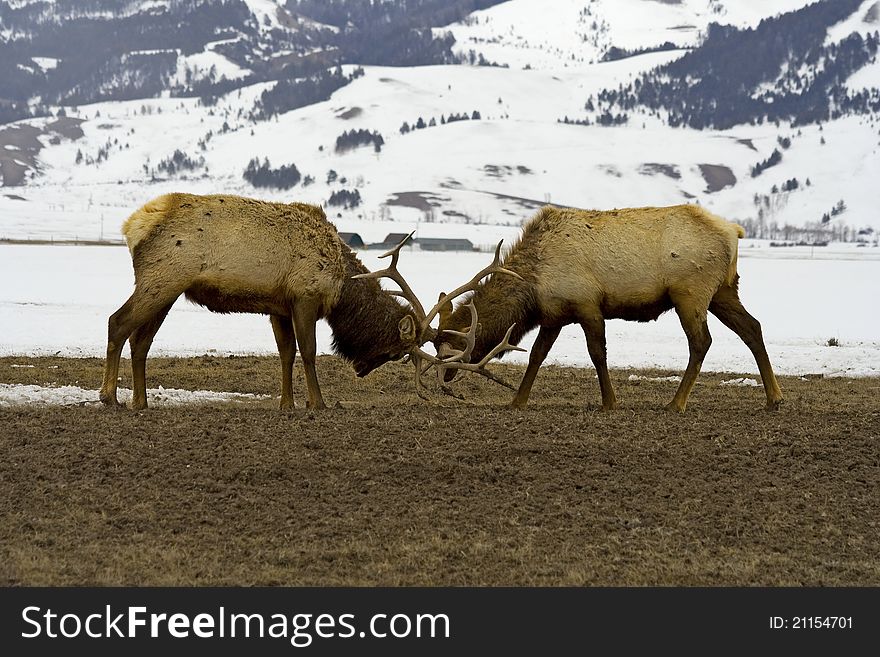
[436,204,784,412]
[100,193,420,410]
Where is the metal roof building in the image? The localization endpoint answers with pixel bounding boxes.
[338,232,365,248]
[368,233,412,249]
[416,237,475,252]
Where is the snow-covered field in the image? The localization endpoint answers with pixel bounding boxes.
[1,243,877,382]
[2,1,879,407]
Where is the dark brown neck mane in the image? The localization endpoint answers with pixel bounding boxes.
[326,248,411,363]
[452,273,541,362]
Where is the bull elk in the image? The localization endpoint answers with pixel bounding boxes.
[434,204,784,412]
[99,193,515,410]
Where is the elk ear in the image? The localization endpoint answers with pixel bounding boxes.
[398,314,418,342]
[437,292,453,329]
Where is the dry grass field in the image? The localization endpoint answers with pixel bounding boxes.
[1,355,878,586]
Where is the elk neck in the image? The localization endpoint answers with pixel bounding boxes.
[451,272,540,361]
[327,248,412,361]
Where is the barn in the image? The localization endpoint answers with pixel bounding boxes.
[368,233,412,250]
[417,237,476,252]
[337,232,365,248]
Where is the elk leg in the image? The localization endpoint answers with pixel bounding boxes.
[100,295,136,407]
[667,300,712,413]
[510,325,561,408]
[581,317,617,410]
[100,287,182,408]
[270,314,298,410]
[710,284,783,410]
[128,303,173,411]
[291,301,327,410]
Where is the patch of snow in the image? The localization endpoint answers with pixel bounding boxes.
[826,0,880,44]
[845,56,880,92]
[0,383,271,407]
[242,0,286,31]
[628,374,683,383]
[720,377,762,387]
[31,57,59,71]
[172,46,250,87]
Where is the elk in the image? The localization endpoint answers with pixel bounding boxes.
[99,193,458,410]
[433,204,784,412]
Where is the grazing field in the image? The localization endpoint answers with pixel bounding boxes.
[1,355,878,586]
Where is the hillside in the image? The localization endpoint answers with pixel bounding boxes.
[1,0,879,244]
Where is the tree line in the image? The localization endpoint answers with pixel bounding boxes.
[586,0,879,129]
[0,0,508,126]
[335,129,384,153]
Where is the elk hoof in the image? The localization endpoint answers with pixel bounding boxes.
[664,401,686,414]
[99,394,124,409]
[766,398,783,411]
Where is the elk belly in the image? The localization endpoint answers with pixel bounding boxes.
[184,281,288,316]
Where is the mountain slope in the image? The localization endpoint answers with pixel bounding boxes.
[1,0,878,245]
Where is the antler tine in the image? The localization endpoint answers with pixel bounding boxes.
[351,231,428,323]
[439,361,518,390]
[410,345,462,399]
[438,301,478,364]
[475,323,527,366]
[436,323,525,390]
[409,351,432,401]
[420,240,523,338]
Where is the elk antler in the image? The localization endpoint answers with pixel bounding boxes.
[419,240,521,340]
[404,343,468,399]
[437,301,478,364]
[435,323,526,389]
[351,232,430,330]
[354,236,525,396]
[353,237,521,345]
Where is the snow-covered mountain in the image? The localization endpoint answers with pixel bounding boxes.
[1,0,879,245]
[444,0,823,69]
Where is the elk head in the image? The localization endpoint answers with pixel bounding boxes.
[353,236,525,397]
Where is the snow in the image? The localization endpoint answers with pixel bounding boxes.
[171,45,251,87]
[711,0,823,27]
[441,0,819,70]
[31,57,59,71]
[242,0,285,31]
[845,56,880,92]
[719,377,762,387]
[2,0,879,244]
[1,0,878,394]
[826,0,880,44]
[0,383,270,407]
[3,51,879,251]
[1,243,878,380]
[628,374,682,383]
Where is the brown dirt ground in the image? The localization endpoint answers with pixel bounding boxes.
[1,355,878,586]
[698,163,737,193]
